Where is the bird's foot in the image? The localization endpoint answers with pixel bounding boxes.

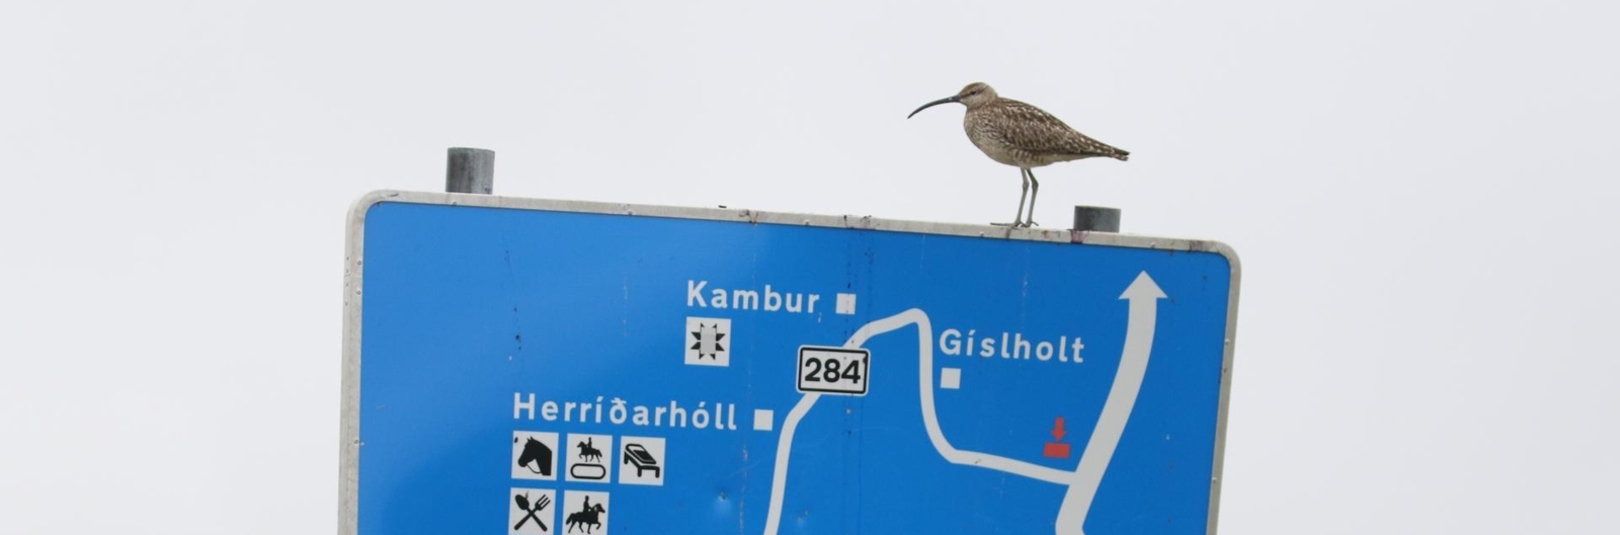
[991,221,1022,228]
[1021,220,1039,228]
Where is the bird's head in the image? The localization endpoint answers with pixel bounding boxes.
[907,82,998,118]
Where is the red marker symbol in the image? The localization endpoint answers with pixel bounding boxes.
[1043,417,1071,459]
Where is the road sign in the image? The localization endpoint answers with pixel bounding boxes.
[340,191,1242,535]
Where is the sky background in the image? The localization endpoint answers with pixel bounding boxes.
[2,1,1617,534]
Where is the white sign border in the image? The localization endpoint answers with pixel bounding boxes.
[339,190,1243,535]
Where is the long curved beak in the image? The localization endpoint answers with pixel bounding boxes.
[907,95,959,119]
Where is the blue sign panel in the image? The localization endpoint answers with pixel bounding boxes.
[340,192,1240,535]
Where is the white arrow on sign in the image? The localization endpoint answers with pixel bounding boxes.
[1055,271,1167,534]
[763,272,1167,535]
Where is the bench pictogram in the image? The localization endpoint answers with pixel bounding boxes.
[618,436,666,486]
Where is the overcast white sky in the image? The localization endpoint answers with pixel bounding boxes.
[3,1,1617,533]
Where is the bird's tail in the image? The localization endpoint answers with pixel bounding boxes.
[1088,140,1129,161]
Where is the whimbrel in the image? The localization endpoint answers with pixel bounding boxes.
[908,82,1129,227]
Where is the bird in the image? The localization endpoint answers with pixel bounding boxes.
[907,82,1129,228]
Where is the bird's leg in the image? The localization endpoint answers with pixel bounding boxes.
[993,169,1029,227]
[1023,169,1041,227]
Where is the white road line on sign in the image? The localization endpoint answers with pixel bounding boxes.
[1055,271,1166,535]
[910,310,1074,485]
[763,311,902,535]
[762,390,818,535]
[761,272,1166,535]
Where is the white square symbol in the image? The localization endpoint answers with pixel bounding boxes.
[564,434,613,483]
[836,293,857,315]
[685,316,731,366]
[940,368,962,390]
[618,436,665,486]
[753,409,774,431]
[512,431,559,481]
[509,487,556,535]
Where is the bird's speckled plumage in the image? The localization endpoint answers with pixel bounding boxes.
[965,96,1130,167]
[908,82,1129,227]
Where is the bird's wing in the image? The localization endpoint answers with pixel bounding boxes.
[991,99,1129,159]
